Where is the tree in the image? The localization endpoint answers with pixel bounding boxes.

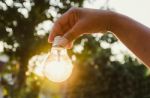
[1,0,150,98]
[0,0,84,98]
[66,34,150,98]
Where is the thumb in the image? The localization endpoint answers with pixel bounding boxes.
[66,42,73,49]
[63,29,79,43]
[63,29,78,49]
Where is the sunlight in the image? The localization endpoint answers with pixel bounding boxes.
[73,44,84,53]
[44,60,73,82]
[35,20,53,36]
[28,54,46,77]
[28,52,73,83]
[0,41,4,53]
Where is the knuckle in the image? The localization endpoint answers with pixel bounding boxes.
[69,7,79,14]
[68,7,80,21]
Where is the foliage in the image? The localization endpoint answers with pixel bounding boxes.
[67,34,150,98]
[0,0,84,98]
[0,0,150,98]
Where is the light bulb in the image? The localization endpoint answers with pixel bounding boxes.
[43,36,73,82]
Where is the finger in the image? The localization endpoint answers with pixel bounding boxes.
[66,42,73,49]
[63,21,82,43]
[48,8,78,43]
[63,31,76,43]
[63,27,80,49]
[48,22,63,43]
[48,14,72,43]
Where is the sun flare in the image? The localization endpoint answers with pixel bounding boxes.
[43,60,73,82]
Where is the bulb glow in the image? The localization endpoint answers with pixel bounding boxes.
[43,47,73,82]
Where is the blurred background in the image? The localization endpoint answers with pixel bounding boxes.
[0,0,150,98]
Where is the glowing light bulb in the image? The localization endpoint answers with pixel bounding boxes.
[43,36,73,82]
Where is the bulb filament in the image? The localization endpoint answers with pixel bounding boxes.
[57,50,61,61]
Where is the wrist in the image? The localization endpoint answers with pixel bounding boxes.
[105,11,117,32]
[108,11,122,33]
[96,10,116,33]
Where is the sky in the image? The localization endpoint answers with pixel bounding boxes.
[1,0,150,62]
[0,0,150,97]
[84,0,150,62]
[84,0,150,27]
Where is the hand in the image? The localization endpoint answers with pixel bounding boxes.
[48,7,113,48]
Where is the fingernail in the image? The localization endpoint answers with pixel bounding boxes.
[48,38,53,43]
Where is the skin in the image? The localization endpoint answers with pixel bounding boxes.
[48,7,150,67]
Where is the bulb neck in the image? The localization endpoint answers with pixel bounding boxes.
[52,36,68,48]
[50,46,67,55]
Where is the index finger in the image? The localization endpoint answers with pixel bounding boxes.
[48,21,63,43]
[48,8,77,43]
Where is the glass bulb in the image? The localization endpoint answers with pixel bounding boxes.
[43,46,73,82]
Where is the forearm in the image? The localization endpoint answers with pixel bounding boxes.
[110,12,150,67]
[49,8,150,67]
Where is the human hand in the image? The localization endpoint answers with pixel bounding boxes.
[48,7,113,48]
